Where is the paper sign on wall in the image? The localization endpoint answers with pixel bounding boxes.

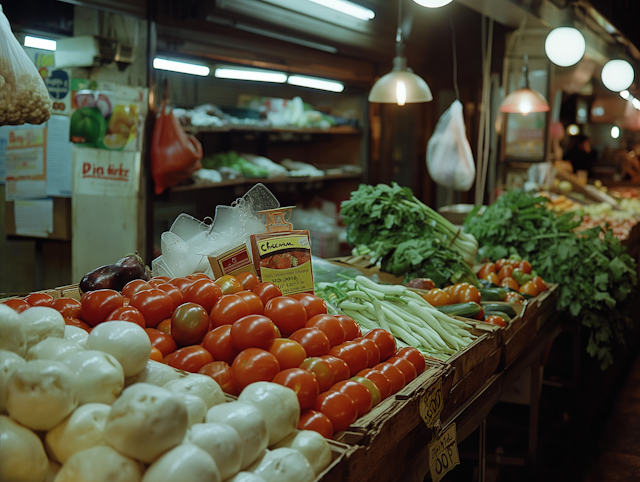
[73,149,140,197]
[5,125,47,201]
[14,199,54,237]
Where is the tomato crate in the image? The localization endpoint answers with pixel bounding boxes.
[316,440,356,482]
[445,322,501,386]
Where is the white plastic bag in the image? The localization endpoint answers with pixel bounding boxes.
[0,5,52,126]
[426,100,475,191]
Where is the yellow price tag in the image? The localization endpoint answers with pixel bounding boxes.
[429,423,460,482]
[420,378,443,428]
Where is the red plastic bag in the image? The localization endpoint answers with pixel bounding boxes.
[151,95,202,194]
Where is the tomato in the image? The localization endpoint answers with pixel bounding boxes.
[81,289,124,327]
[273,368,319,410]
[186,273,210,281]
[52,298,82,319]
[182,280,222,313]
[105,306,146,328]
[64,317,91,331]
[353,337,380,368]
[150,346,163,362]
[364,329,396,362]
[252,282,282,306]
[519,281,539,297]
[495,258,513,271]
[329,342,368,378]
[235,291,264,315]
[171,302,210,346]
[356,368,392,400]
[149,276,170,287]
[156,283,184,311]
[165,346,214,373]
[386,356,417,384]
[305,315,345,348]
[202,325,238,365]
[451,283,472,302]
[373,362,405,394]
[313,391,357,433]
[352,376,381,407]
[532,276,548,293]
[214,275,243,295]
[335,315,361,341]
[485,315,507,327]
[121,280,152,299]
[156,318,172,334]
[517,260,533,274]
[268,338,306,370]
[129,288,173,328]
[198,361,240,396]
[298,410,334,439]
[231,348,280,390]
[405,278,436,290]
[235,272,260,291]
[484,272,500,285]
[423,289,452,307]
[477,263,496,279]
[289,293,328,320]
[230,315,278,351]
[168,277,193,292]
[24,293,54,307]
[321,355,350,384]
[498,265,514,281]
[145,328,177,357]
[458,286,481,304]
[300,357,335,393]
[289,327,331,358]
[395,347,426,375]
[2,299,29,313]
[264,297,307,335]
[504,292,525,304]
[210,294,252,330]
[500,277,519,291]
[330,379,371,417]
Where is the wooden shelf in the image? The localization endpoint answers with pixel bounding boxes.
[183,125,362,135]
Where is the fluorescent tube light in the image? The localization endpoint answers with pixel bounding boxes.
[215,68,287,83]
[153,58,210,76]
[287,75,344,92]
[307,0,375,21]
[24,36,56,51]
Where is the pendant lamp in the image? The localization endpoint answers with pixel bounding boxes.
[499,56,550,116]
[368,0,432,105]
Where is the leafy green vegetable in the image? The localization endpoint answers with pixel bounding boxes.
[202,151,269,178]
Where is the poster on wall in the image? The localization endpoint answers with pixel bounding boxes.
[73,149,140,197]
[28,52,72,116]
[4,125,47,201]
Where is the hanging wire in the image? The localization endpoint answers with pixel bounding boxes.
[450,19,460,101]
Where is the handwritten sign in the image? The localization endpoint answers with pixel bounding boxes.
[420,378,443,428]
[429,423,460,482]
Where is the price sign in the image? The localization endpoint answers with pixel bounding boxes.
[429,423,460,482]
[419,378,443,428]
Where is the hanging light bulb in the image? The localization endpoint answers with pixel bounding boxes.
[396,81,407,106]
[545,27,585,67]
[413,0,453,7]
[602,59,635,92]
[499,56,550,116]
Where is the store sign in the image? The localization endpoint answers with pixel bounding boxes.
[419,378,443,428]
[429,423,460,482]
[73,149,140,197]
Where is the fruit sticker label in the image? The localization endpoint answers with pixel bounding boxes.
[73,149,140,197]
[429,423,460,482]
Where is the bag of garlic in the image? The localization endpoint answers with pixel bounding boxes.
[426,100,476,191]
[0,5,52,126]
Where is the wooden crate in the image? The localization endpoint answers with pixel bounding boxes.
[535,284,559,331]
[316,440,356,482]
[445,323,501,386]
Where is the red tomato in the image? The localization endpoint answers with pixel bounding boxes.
[235,272,260,291]
[2,299,29,313]
[149,276,170,287]
[183,280,222,313]
[458,286,481,304]
[129,288,173,329]
[395,347,426,375]
[168,277,193,292]
[386,356,417,384]
[306,315,345,348]
[105,306,146,328]
[320,355,350,384]
[273,368,320,410]
[500,277,519,291]
[149,346,163,362]
[485,315,507,327]
[289,328,331,358]
[298,410,334,439]
[202,325,239,365]
[268,338,307,370]
[423,289,452,307]
[145,328,177,357]
[263,297,307,335]
[81,289,124,327]
[24,293,54,307]
[498,265,514,281]
[209,294,251,330]
[517,260,533,274]
[373,362,405,394]
[330,380,372,417]
[186,273,210,281]
[214,275,243,295]
[52,298,82,319]
[351,376,382,407]
[252,283,282,306]
[165,346,214,373]
[156,318,172,334]
[532,276,548,293]
[313,391,357,433]
[231,348,280,390]
[364,329,396,361]
[156,283,184,311]
[484,272,500,286]
[477,263,496,279]
[519,281,539,297]
[300,357,335,393]
[494,259,512,271]
[354,337,380,368]
[356,368,392,400]
[121,280,152,299]
[198,361,240,396]
[289,293,328,320]
[329,342,368,377]
[64,317,91,331]
[335,315,361,341]
[235,291,264,315]
[171,302,210,346]
[230,315,278,351]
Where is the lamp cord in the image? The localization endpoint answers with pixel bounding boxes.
[450,19,460,101]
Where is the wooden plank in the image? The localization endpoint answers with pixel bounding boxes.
[535,284,559,331]
[445,324,501,386]
[316,440,355,482]
[502,314,537,367]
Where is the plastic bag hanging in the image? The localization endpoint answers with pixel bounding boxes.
[426,100,476,191]
[0,5,52,126]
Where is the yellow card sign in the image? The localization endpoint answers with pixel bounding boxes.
[429,423,460,482]
[419,378,443,428]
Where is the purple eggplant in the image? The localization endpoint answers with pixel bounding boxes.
[79,253,152,294]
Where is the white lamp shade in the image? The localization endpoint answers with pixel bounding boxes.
[413,0,454,7]
[499,88,550,115]
[368,70,433,104]
[545,27,586,67]
[602,59,635,92]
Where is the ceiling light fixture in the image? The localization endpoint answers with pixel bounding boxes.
[602,59,635,92]
[287,75,344,92]
[413,0,454,7]
[545,27,585,67]
[214,68,287,83]
[611,126,620,139]
[306,0,375,21]
[24,36,57,51]
[499,55,550,116]
[153,58,210,76]
[621,90,630,100]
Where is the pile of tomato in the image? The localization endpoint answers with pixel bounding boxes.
[2,273,427,438]
[477,258,548,298]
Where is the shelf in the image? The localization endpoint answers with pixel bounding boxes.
[183,125,362,135]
